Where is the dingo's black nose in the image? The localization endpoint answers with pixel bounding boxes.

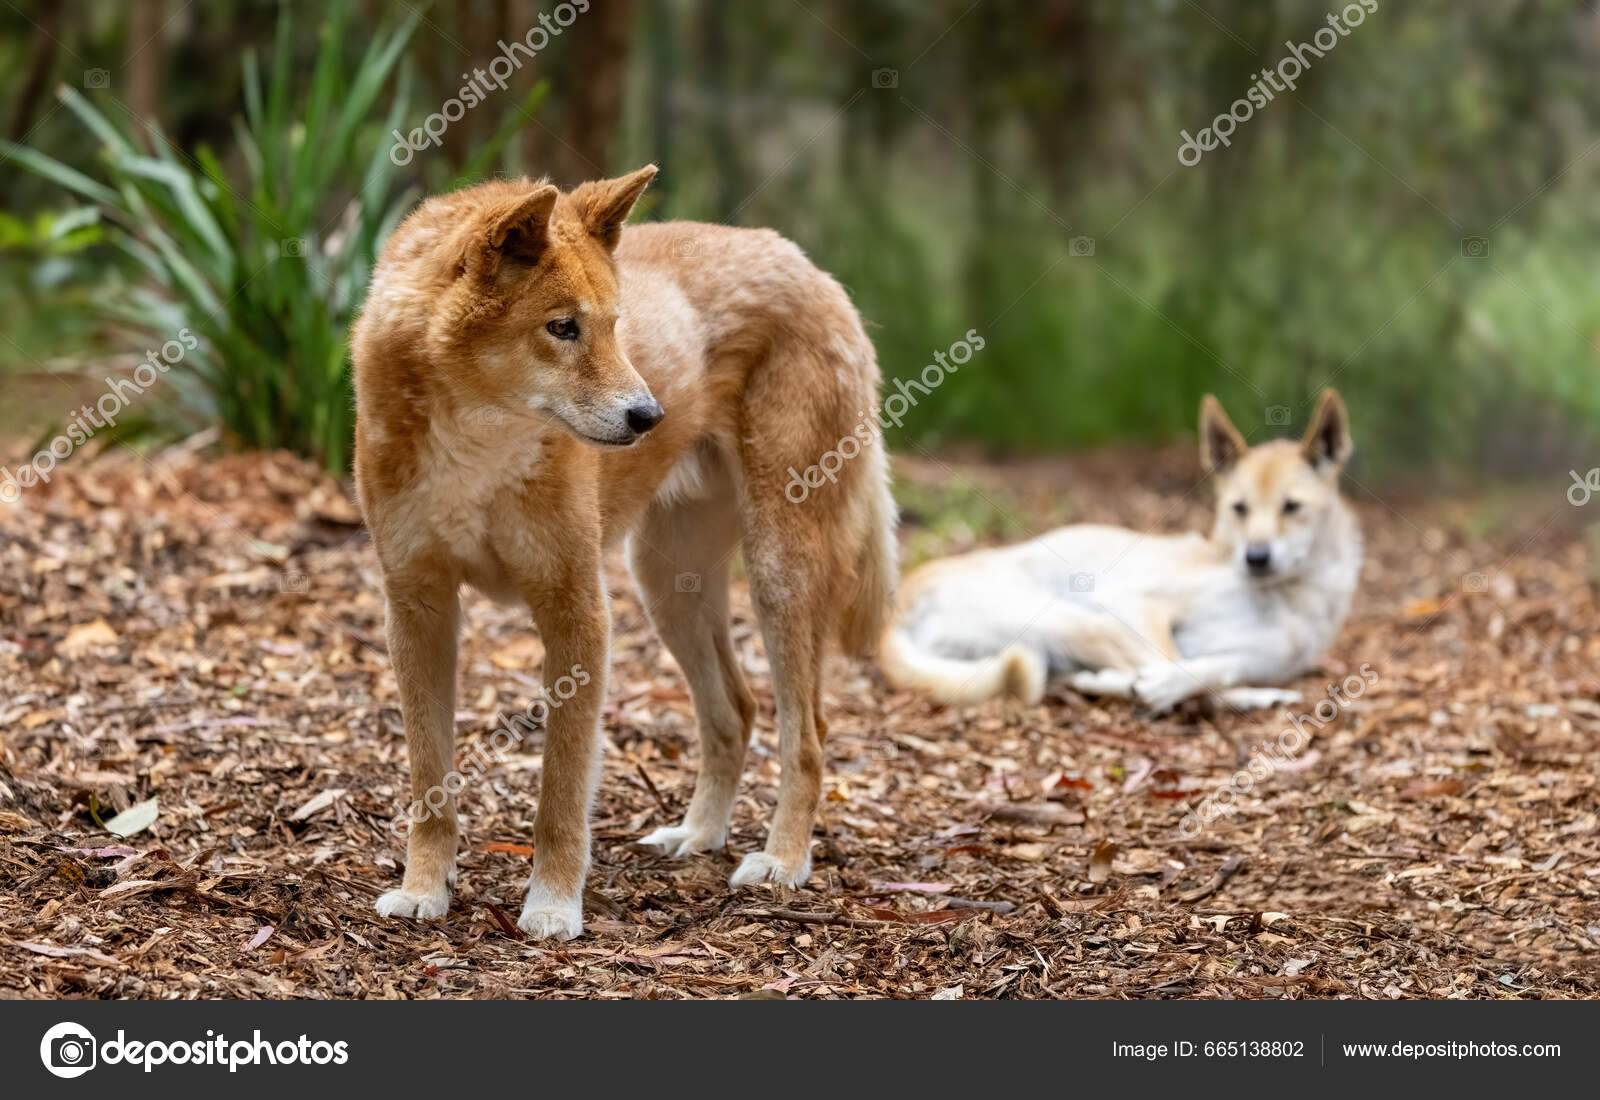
[1245,544,1272,573]
[626,399,664,435]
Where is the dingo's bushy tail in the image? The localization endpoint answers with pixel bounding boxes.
[836,443,898,657]
[878,627,1046,706]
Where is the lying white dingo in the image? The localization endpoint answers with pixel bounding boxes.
[880,390,1361,713]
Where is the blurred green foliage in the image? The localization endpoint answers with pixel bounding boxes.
[2,0,1598,478]
[2,5,431,467]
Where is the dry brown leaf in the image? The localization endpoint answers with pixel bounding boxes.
[1089,840,1118,884]
[58,618,118,658]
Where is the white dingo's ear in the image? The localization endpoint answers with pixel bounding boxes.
[1199,395,1246,475]
[1302,388,1353,471]
[569,164,658,250]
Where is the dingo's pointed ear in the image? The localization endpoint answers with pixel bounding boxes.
[1302,388,1353,471]
[569,164,657,250]
[1199,395,1246,475]
[484,183,559,263]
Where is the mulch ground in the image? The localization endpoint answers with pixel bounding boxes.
[2,443,1597,999]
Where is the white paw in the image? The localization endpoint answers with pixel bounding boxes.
[517,881,583,941]
[1069,668,1136,698]
[1216,686,1302,710]
[729,850,812,889]
[1132,665,1197,715]
[638,822,727,857]
[375,887,451,920]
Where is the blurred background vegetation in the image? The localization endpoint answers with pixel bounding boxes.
[2,0,1598,480]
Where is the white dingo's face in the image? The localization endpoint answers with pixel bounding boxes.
[1200,389,1353,581]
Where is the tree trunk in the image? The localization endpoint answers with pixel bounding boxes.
[127,0,165,134]
[463,0,502,167]
[697,0,737,219]
[644,0,677,212]
[553,0,636,186]
[8,3,63,141]
[506,0,545,174]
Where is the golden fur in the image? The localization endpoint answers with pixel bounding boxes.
[352,167,895,939]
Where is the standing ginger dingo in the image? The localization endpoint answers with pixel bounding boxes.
[880,390,1361,713]
[351,167,896,939]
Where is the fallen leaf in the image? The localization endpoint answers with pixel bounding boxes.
[289,788,346,822]
[1090,840,1118,883]
[1403,597,1446,619]
[482,842,535,857]
[245,925,275,950]
[99,877,188,900]
[981,802,1085,826]
[17,941,122,967]
[1400,778,1465,800]
[483,902,525,940]
[103,797,159,838]
[872,882,955,894]
[59,618,118,659]
[491,636,545,670]
[57,844,139,858]
[0,809,41,832]
[863,907,967,924]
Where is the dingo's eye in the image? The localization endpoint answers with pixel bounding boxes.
[1232,501,1248,517]
[546,318,579,340]
[1282,499,1301,515]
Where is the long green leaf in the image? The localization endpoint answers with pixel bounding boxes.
[0,140,121,206]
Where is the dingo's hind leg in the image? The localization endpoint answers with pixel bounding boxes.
[630,457,755,858]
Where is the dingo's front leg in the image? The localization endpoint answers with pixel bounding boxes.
[375,581,461,921]
[518,579,608,941]
[1133,654,1248,714]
